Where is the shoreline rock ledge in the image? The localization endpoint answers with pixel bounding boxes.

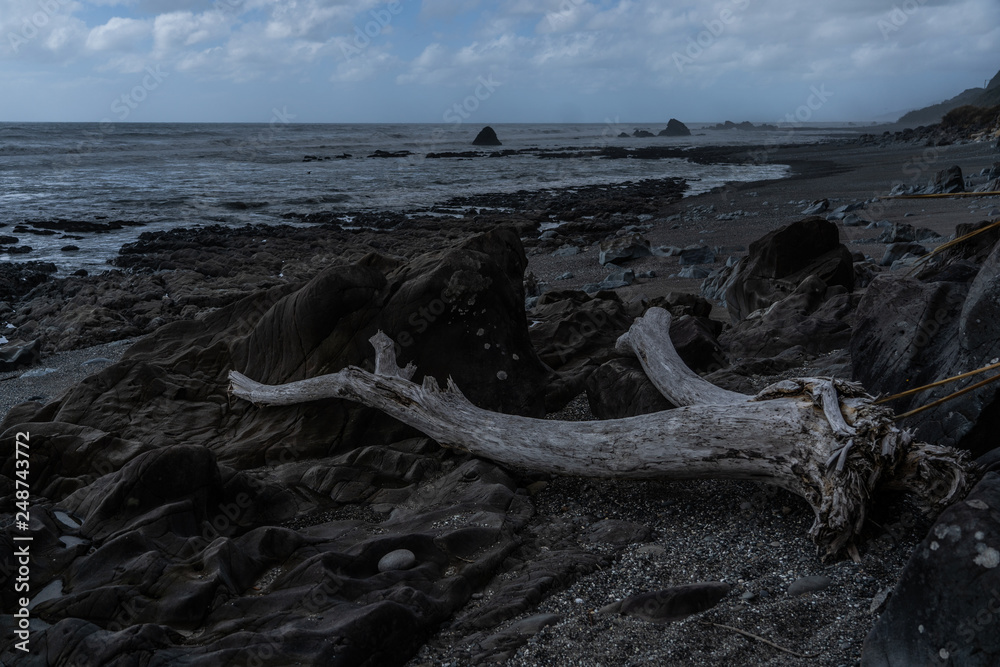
[472,126,502,146]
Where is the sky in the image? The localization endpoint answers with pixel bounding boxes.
[0,0,998,123]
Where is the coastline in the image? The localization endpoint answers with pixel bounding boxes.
[1,136,997,666]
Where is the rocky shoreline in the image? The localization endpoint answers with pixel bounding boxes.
[1,138,1000,666]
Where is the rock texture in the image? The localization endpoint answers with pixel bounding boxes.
[0,228,554,665]
[851,222,1000,455]
[862,472,1000,666]
[723,217,854,322]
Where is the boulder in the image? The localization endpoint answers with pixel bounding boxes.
[724,217,854,322]
[851,233,1000,455]
[722,275,855,359]
[658,119,691,137]
[927,165,964,194]
[585,357,675,419]
[472,126,502,146]
[861,473,1000,666]
[599,233,652,265]
[632,129,655,138]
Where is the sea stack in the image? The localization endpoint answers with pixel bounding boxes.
[472,126,502,146]
[658,119,692,136]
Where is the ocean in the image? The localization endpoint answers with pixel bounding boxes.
[0,122,848,274]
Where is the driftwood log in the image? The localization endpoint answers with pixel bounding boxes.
[228,307,972,558]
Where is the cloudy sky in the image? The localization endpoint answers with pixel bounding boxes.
[1,0,997,123]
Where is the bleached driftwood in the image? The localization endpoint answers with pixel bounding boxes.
[228,308,971,559]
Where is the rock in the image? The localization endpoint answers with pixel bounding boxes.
[378,549,417,572]
[599,233,652,265]
[722,275,855,359]
[927,165,965,193]
[679,245,715,265]
[472,126,502,146]
[677,266,710,279]
[583,268,635,292]
[632,129,655,138]
[879,242,927,267]
[862,472,1000,666]
[551,245,580,257]
[0,230,552,667]
[724,217,854,322]
[669,314,726,374]
[851,233,1000,454]
[586,357,676,419]
[802,199,829,215]
[584,519,650,545]
[876,222,941,244]
[555,272,574,281]
[61,245,80,252]
[700,263,738,305]
[787,575,832,596]
[658,119,691,136]
[0,339,40,372]
[617,132,629,138]
[620,583,731,623]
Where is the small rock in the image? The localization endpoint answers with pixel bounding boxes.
[585,519,649,545]
[620,583,731,623]
[870,587,892,614]
[377,549,417,572]
[551,246,579,257]
[802,199,829,215]
[555,272,574,281]
[679,245,716,265]
[787,575,832,596]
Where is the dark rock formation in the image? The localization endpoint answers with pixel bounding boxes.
[632,129,655,138]
[658,119,691,137]
[472,126,502,146]
[722,275,856,359]
[586,357,675,419]
[723,217,854,322]
[0,228,556,666]
[862,472,1000,666]
[851,222,1000,454]
[930,165,965,194]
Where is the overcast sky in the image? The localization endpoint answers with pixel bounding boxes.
[1,0,997,123]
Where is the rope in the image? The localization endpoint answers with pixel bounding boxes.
[895,372,1000,421]
[874,360,1000,404]
[887,191,1000,198]
[905,219,1000,276]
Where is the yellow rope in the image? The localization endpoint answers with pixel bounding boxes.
[895,371,1000,421]
[888,191,1000,199]
[904,219,1000,277]
[875,360,1000,405]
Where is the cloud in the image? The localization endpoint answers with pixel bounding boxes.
[85,16,150,51]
